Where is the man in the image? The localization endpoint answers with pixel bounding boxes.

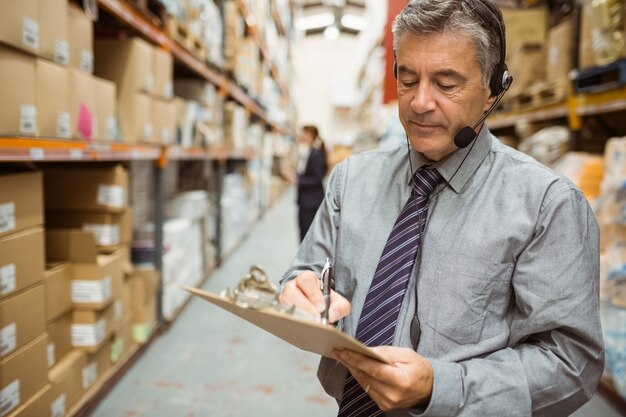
[279,1,604,416]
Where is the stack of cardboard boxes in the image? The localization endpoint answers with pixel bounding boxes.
[94,37,176,145]
[172,80,225,148]
[0,169,49,417]
[0,0,117,142]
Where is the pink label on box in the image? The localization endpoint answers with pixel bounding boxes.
[77,102,93,139]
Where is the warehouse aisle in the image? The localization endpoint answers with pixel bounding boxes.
[93,188,338,416]
[92,187,622,417]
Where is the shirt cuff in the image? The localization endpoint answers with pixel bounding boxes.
[410,359,463,417]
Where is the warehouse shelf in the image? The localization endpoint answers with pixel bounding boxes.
[166,146,258,162]
[270,0,288,38]
[575,85,626,117]
[488,102,569,130]
[598,376,626,415]
[97,0,292,136]
[235,0,291,99]
[0,137,160,162]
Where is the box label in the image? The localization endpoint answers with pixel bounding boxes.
[57,112,71,138]
[29,148,44,160]
[0,323,16,356]
[105,117,117,140]
[22,17,39,49]
[0,263,16,296]
[162,128,170,144]
[72,276,112,304]
[70,149,83,160]
[47,342,56,367]
[164,82,173,99]
[20,105,37,134]
[82,363,97,389]
[111,339,124,363]
[0,203,16,235]
[144,123,153,142]
[54,39,69,65]
[82,223,120,246]
[97,185,126,209]
[72,318,106,347]
[0,379,19,417]
[80,50,94,73]
[114,299,123,322]
[51,393,66,417]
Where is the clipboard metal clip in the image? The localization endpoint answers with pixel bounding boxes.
[222,265,286,311]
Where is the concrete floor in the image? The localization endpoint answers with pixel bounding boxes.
[93,188,624,417]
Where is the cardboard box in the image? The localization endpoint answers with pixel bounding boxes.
[0,285,45,360]
[507,43,545,97]
[94,76,117,141]
[94,37,154,96]
[4,385,51,417]
[501,7,548,59]
[0,227,45,300]
[130,268,158,343]
[546,19,573,88]
[0,170,42,239]
[43,165,128,213]
[152,99,176,145]
[36,59,70,138]
[112,280,132,334]
[46,230,127,310]
[111,313,134,364]
[119,92,153,143]
[68,3,93,73]
[38,0,68,65]
[0,0,38,55]
[46,311,71,369]
[46,209,132,249]
[72,303,115,352]
[579,4,595,70]
[0,334,48,417]
[48,349,87,413]
[83,339,113,391]
[153,47,173,99]
[0,46,37,136]
[68,68,96,140]
[174,80,215,106]
[44,263,72,323]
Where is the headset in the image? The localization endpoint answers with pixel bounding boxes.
[394,0,513,149]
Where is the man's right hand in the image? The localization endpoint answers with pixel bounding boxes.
[278,271,351,324]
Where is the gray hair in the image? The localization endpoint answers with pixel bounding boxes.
[392,0,503,88]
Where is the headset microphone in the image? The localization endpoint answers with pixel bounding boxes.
[453,86,508,149]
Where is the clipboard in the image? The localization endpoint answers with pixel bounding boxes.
[182,285,390,364]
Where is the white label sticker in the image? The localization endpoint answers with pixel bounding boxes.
[70,149,83,160]
[50,393,66,417]
[0,379,19,417]
[47,342,56,367]
[0,203,16,235]
[164,82,173,99]
[82,224,120,246]
[114,299,123,322]
[20,105,37,134]
[0,323,16,356]
[71,276,112,304]
[144,123,153,142]
[22,17,39,49]
[161,128,170,144]
[97,185,126,209]
[30,148,44,160]
[82,363,97,389]
[80,50,94,73]
[146,74,154,92]
[54,39,69,65]
[72,318,107,347]
[57,112,71,138]
[105,117,117,140]
[0,263,16,296]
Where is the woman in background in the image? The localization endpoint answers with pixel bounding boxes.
[294,125,328,241]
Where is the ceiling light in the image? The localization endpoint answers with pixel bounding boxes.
[341,14,368,31]
[295,12,335,31]
[324,25,340,40]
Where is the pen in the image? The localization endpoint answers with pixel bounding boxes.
[321,257,332,325]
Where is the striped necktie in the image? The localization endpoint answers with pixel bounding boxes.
[337,166,443,417]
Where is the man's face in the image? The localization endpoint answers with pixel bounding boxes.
[396,32,494,161]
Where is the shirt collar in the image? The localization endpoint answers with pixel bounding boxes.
[406,126,492,193]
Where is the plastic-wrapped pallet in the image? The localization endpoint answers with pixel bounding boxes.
[220,173,248,256]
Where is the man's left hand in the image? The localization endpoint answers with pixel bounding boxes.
[333,347,433,411]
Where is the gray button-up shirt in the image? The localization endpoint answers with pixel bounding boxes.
[280,127,604,417]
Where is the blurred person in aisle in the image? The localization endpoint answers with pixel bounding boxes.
[288,125,328,241]
[278,0,604,416]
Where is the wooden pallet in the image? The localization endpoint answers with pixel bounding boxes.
[127,0,167,28]
[166,18,208,61]
[508,82,567,112]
